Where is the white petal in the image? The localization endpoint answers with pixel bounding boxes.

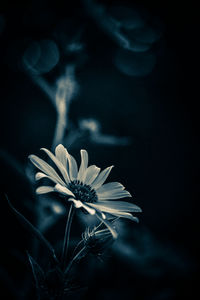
[55,144,68,168]
[35,172,60,185]
[41,148,70,183]
[83,165,101,185]
[96,182,125,193]
[95,212,118,239]
[77,150,88,181]
[29,155,66,186]
[87,202,138,217]
[35,172,48,180]
[68,198,96,215]
[68,198,82,208]
[88,202,139,222]
[54,184,75,197]
[65,150,78,181]
[36,186,55,194]
[91,166,114,190]
[109,211,139,222]
[87,202,120,214]
[81,203,96,215]
[97,189,131,200]
[91,200,142,212]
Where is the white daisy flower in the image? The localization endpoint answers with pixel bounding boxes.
[29,144,142,238]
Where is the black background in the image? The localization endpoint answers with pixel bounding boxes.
[0,0,199,299]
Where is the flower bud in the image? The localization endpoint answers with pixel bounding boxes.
[82,223,117,255]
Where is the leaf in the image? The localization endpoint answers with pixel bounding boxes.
[27,252,45,289]
[5,195,59,265]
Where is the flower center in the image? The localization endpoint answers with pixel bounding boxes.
[67,180,98,203]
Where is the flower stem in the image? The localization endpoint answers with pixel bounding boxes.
[61,204,75,270]
[64,246,87,276]
[52,112,67,151]
[51,64,76,150]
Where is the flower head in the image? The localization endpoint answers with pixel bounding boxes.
[29,144,142,237]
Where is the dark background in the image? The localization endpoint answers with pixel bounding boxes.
[0,0,199,299]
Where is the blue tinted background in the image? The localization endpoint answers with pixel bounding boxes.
[0,0,199,299]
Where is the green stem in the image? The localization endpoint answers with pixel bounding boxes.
[61,204,75,270]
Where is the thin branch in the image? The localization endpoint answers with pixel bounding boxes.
[61,204,75,270]
[64,246,87,276]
